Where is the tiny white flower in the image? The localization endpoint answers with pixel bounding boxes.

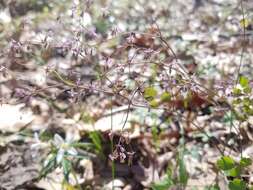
[53,134,65,147]
[56,148,65,164]
[67,147,78,156]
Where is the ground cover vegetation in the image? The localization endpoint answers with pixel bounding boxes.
[0,0,253,190]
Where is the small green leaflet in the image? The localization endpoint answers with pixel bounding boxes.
[228,179,247,190]
[144,87,157,100]
[217,156,235,171]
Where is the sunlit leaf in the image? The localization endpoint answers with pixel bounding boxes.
[233,88,241,95]
[240,18,250,29]
[89,131,102,153]
[240,157,252,167]
[144,87,158,100]
[239,76,249,88]
[149,100,159,108]
[217,156,235,171]
[160,92,171,102]
[228,179,247,190]
[226,166,241,177]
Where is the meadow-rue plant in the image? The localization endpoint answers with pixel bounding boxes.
[1,0,253,189]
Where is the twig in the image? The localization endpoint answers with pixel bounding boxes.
[235,0,246,84]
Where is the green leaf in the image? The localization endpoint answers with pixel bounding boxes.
[40,153,57,179]
[240,157,252,167]
[223,111,235,125]
[62,158,72,181]
[151,126,159,142]
[89,131,102,153]
[240,18,250,29]
[39,130,54,141]
[243,87,251,94]
[228,179,247,190]
[178,154,188,185]
[94,19,109,34]
[144,87,158,100]
[217,156,235,171]
[239,76,249,88]
[149,100,159,108]
[204,184,220,190]
[152,175,174,190]
[160,92,171,102]
[71,142,92,149]
[233,88,241,95]
[226,166,241,177]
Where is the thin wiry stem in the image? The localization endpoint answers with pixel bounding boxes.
[235,0,246,84]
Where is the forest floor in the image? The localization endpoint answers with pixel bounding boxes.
[0,0,253,190]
